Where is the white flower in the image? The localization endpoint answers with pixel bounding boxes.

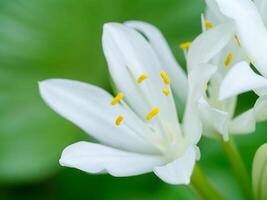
[39,22,215,185]
[182,0,267,141]
[210,0,267,127]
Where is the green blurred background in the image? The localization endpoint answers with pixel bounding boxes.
[0,0,266,199]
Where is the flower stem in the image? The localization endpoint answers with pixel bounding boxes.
[220,136,252,199]
[190,164,225,200]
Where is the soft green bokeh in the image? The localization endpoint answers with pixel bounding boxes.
[0,0,267,199]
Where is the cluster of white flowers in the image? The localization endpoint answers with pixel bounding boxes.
[38,0,267,198]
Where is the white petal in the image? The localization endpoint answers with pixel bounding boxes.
[215,0,267,77]
[198,98,230,141]
[124,21,188,102]
[60,142,165,177]
[39,79,159,154]
[187,22,234,70]
[219,61,267,100]
[102,23,180,131]
[254,96,267,122]
[153,146,196,185]
[183,64,217,143]
[205,0,227,24]
[208,74,237,117]
[229,109,256,135]
[255,0,267,25]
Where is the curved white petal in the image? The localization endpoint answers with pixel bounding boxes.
[183,64,217,143]
[254,96,267,122]
[60,142,165,177]
[219,61,267,100]
[205,0,227,24]
[124,21,188,102]
[215,0,267,77]
[153,146,196,185]
[187,22,234,70]
[198,98,229,141]
[39,79,159,154]
[230,109,256,135]
[255,0,267,25]
[102,23,180,131]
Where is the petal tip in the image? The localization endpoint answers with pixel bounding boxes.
[103,22,121,33]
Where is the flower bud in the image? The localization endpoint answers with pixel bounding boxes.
[252,143,267,200]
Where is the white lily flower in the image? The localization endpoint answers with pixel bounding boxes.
[210,0,267,127]
[183,0,267,141]
[213,0,267,97]
[39,22,216,185]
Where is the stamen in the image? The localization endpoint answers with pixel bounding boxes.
[160,71,171,85]
[246,56,255,65]
[146,107,160,120]
[162,88,170,96]
[179,41,192,50]
[234,34,241,47]
[246,56,251,62]
[137,73,148,84]
[205,20,213,29]
[111,93,124,106]
[205,84,208,92]
[115,115,124,126]
[224,53,233,67]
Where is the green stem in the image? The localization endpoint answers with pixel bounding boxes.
[190,164,225,200]
[220,136,252,200]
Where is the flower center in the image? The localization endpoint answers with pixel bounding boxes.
[110,71,173,127]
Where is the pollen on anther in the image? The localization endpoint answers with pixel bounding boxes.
[205,20,213,29]
[115,115,124,126]
[111,93,124,106]
[160,71,171,85]
[179,41,192,50]
[137,74,148,84]
[146,107,160,120]
[162,88,170,96]
[234,34,241,47]
[224,53,233,67]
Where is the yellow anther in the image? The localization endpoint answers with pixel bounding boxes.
[204,84,208,92]
[234,34,241,47]
[115,115,124,126]
[179,41,192,49]
[137,74,148,84]
[246,56,251,62]
[162,88,170,96]
[246,56,255,64]
[160,71,171,85]
[224,53,233,67]
[205,20,213,29]
[146,107,160,120]
[111,93,124,106]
